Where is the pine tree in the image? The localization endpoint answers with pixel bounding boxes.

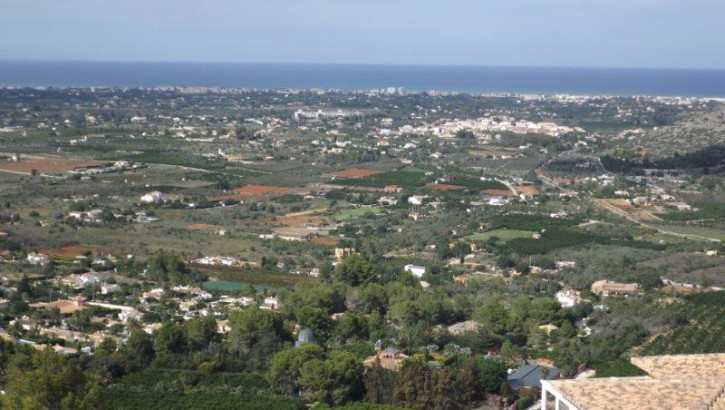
[364,358,396,404]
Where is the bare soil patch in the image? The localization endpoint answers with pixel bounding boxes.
[0,156,103,175]
[187,224,225,232]
[483,188,514,197]
[517,185,540,196]
[310,236,339,247]
[41,245,118,259]
[428,183,463,191]
[212,185,293,201]
[330,168,382,178]
[602,199,633,209]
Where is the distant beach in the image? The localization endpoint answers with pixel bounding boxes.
[1,60,725,97]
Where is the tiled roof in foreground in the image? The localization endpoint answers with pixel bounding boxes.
[547,354,725,410]
[630,353,725,381]
[548,377,725,410]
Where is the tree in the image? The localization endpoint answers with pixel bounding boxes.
[146,251,203,284]
[68,309,93,332]
[364,358,396,405]
[297,305,334,341]
[334,254,375,286]
[478,358,507,395]
[228,309,291,370]
[393,360,426,408]
[154,323,188,356]
[455,129,475,139]
[335,312,370,342]
[94,337,119,357]
[433,368,457,410]
[267,344,325,395]
[298,350,364,406]
[185,316,218,351]
[125,329,154,369]
[359,283,388,314]
[17,275,31,295]
[2,349,102,409]
[473,299,509,337]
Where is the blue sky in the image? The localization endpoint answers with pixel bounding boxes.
[1,0,724,68]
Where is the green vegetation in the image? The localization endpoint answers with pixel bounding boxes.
[464,229,535,242]
[658,202,725,221]
[0,87,722,410]
[446,176,507,191]
[642,292,725,355]
[336,206,384,221]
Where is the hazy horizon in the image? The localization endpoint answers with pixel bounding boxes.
[2,59,725,72]
[2,0,725,69]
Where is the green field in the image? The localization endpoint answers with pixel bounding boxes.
[464,229,535,242]
[198,266,312,289]
[202,280,278,292]
[657,225,725,241]
[335,205,383,221]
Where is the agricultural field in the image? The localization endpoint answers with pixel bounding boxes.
[332,167,432,189]
[657,202,725,221]
[329,168,383,178]
[656,224,725,241]
[642,292,725,355]
[335,205,383,221]
[199,267,313,289]
[211,185,294,201]
[0,155,103,175]
[98,164,218,189]
[463,229,535,243]
[427,183,463,191]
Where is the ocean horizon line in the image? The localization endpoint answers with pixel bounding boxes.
[2,60,725,97]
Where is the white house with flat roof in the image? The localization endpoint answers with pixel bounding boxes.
[404,264,426,278]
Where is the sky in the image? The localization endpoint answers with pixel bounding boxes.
[1,0,725,69]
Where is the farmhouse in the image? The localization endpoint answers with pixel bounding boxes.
[60,272,100,290]
[140,191,165,204]
[407,195,427,206]
[447,320,483,336]
[27,252,50,266]
[590,280,639,297]
[363,347,409,372]
[29,296,87,315]
[335,247,356,262]
[488,196,509,206]
[555,289,582,308]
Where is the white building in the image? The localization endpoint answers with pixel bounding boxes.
[407,196,426,206]
[404,264,426,278]
[27,253,50,266]
[140,191,165,204]
[488,196,509,206]
[555,289,581,308]
[260,297,279,310]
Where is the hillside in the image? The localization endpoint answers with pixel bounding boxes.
[622,105,725,158]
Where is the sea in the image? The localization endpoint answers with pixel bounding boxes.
[1,60,725,97]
